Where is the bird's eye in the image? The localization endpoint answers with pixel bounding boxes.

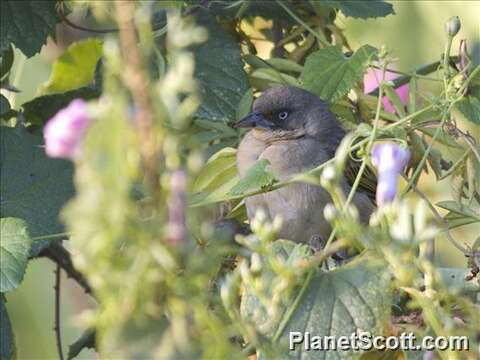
[278,111,288,120]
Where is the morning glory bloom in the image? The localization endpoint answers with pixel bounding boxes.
[44,99,91,160]
[364,68,409,114]
[372,143,411,206]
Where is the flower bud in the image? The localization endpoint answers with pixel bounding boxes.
[444,16,461,38]
[323,203,338,222]
[371,143,410,206]
[43,99,91,160]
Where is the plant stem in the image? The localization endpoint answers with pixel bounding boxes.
[39,244,92,295]
[272,269,314,343]
[115,0,159,192]
[368,57,459,96]
[54,265,64,360]
[403,111,449,194]
[275,0,330,47]
[32,232,70,241]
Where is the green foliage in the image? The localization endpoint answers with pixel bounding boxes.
[194,12,250,124]
[321,0,395,19]
[0,127,74,255]
[21,87,99,126]
[0,218,32,292]
[0,295,15,360]
[276,257,392,359]
[454,85,480,124]
[41,38,103,94]
[191,147,239,206]
[228,159,277,196]
[0,45,14,80]
[0,0,60,57]
[1,1,479,359]
[302,45,377,102]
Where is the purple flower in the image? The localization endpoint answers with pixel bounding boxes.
[43,99,91,160]
[364,68,409,114]
[372,143,410,206]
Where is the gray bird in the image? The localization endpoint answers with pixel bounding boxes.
[236,86,375,248]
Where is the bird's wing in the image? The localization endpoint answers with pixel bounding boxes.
[344,158,377,204]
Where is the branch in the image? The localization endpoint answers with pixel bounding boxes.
[54,265,65,360]
[58,8,118,34]
[39,244,92,295]
[369,56,459,96]
[115,0,159,191]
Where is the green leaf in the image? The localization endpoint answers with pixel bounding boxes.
[67,328,95,360]
[22,87,98,126]
[444,211,479,230]
[437,201,480,221]
[193,12,250,124]
[0,127,75,255]
[0,0,60,57]
[276,256,392,359]
[41,38,103,94]
[453,86,480,125]
[323,1,394,19]
[0,95,10,115]
[302,45,377,102]
[228,159,277,196]
[0,295,15,359]
[0,218,32,292]
[437,267,479,293]
[190,148,239,207]
[0,44,14,80]
[250,68,300,87]
[236,89,254,121]
[193,147,238,193]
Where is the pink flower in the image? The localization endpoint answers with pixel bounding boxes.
[43,99,91,160]
[364,68,409,114]
[372,143,410,206]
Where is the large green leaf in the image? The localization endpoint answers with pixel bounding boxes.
[0,127,74,255]
[228,159,277,196]
[274,257,392,359]
[190,147,239,207]
[453,85,480,125]
[22,87,99,126]
[0,295,15,359]
[193,12,250,124]
[41,38,103,94]
[302,45,377,102]
[0,0,60,57]
[0,218,32,292]
[322,1,394,19]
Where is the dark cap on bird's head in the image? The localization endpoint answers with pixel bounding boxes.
[235,86,344,143]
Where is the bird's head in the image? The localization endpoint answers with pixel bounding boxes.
[235,86,342,142]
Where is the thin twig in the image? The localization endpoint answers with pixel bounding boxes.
[115,0,159,191]
[39,244,92,295]
[54,265,65,360]
[368,57,459,96]
[275,0,330,47]
[58,8,118,33]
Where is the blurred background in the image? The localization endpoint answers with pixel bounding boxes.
[5,1,479,358]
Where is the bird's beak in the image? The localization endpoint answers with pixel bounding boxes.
[234,111,277,129]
